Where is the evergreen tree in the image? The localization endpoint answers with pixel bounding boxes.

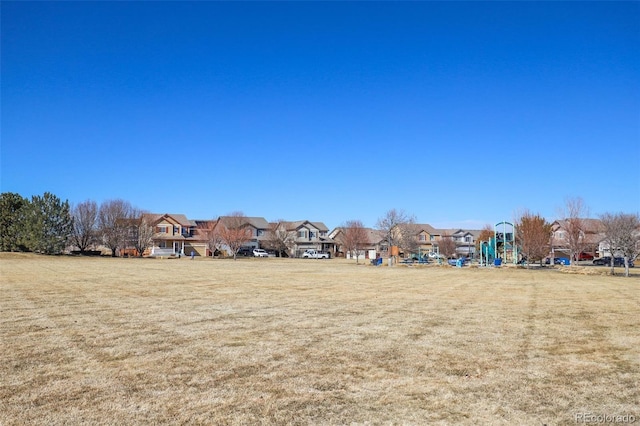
[0,192,29,251]
[25,192,73,254]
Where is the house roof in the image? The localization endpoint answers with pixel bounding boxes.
[329,227,385,245]
[415,223,437,235]
[552,218,606,246]
[432,228,460,236]
[285,220,329,232]
[366,229,387,244]
[553,218,605,234]
[153,234,186,241]
[143,213,192,227]
[216,216,270,229]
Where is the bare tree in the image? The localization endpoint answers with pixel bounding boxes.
[264,219,296,257]
[376,209,416,264]
[516,210,552,267]
[197,220,224,257]
[600,212,640,277]
[209,229,224,257]
[556,197,589,265]
[339,220,370,264]
[398,222,420,258]
[131,212,155,257]
[98,199,133,257]
[218,212,252,260]
[71,199,98,253]
[438,232,457,259]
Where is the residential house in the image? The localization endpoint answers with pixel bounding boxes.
[212,216,271,254]
[329,227,386,259]
[285,220,336,257]
[412,225,481,259]
[451,229,481,258]
[414,224,439,256]
[550,218,605,259]
[143,213,207,257]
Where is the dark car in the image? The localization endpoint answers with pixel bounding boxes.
[593,257,634,267]
[237,247,253,257]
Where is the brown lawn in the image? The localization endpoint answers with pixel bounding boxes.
[0,253,638,425]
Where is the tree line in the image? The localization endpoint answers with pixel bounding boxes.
[336,200,640,277]
[0,193,153,256]
[1,192,639,276]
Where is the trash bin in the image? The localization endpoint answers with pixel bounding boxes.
[494,258,502,266]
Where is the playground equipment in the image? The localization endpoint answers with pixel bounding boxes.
[479,221,519,266]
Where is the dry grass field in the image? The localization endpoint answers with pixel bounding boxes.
[1,253,638,425]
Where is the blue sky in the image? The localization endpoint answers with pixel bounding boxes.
[2,1,639,230]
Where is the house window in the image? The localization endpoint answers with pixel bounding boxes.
[419,235,426,241]
[257,229,264,236]
[320,231,327,237]
[310,231,316,238]
[298,231,307,238]
[465,236,472,243]
[158,226,167,233]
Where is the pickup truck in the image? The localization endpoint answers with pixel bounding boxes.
[302,249,330,259]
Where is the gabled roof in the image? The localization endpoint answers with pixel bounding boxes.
[285,220,329,232]
[553,218,605,234]
[432,228,460,236]
[552,218,607,246]
[329,227,386,245]
[452,229,482,237]
[366,229,387,244]
[216,216,270,229]
[414,223,437,235]
[142,213,192,227]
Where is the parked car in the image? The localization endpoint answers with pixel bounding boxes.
[545,257,570,265]
[593,257,634,267]
[237,247,253,257]
[574,252,595,261]
[302,249,330,259]
[253,249,269,257]
[448,257,468,266]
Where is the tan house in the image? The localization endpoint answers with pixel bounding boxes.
[329,227,386,259]
[143,213,207,257]
[414,224,439,256]
[209,216,271,255]
[411,225,482,259]
[550,218,605,259]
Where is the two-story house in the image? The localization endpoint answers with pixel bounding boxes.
[212,216,271,254]
[451,229,481,258]
[285,220,335,257]
[142,213,206,257]
[412,225,481,259]
[414,224,439,256]
[329,227,386,259]
[550,218,605,259]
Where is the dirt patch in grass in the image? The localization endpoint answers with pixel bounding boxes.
[1,253,638,425]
